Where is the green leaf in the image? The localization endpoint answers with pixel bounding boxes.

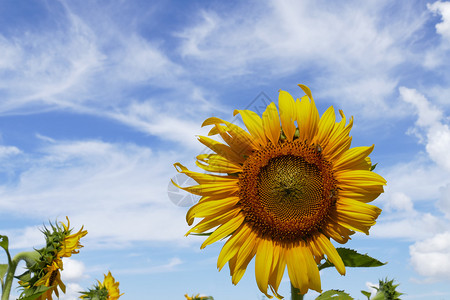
[360,290,371,300]
[315,290,353,300]
[18,286,52,300]
[0,235,9,252]
[370,163,378,171]
[0,264,8,279]
[318,248,386,271]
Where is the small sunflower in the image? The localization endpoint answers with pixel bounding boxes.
[80,271,123,300]
[184,294,214,300]
[18,217,87,300]
[173,85,386,298]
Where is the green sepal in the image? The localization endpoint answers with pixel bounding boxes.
[315,290,353,299]
[370,163,378,171]
[360,290,371,299]
[18,285,52,300]
[318,248,386,271]
[372,278,404,300]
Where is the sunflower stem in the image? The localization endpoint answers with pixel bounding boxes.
[2,251,39,300]
[290,282,304,300]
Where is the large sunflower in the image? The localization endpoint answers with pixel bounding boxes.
[173,85,386,298]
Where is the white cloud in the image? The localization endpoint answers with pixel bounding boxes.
[428,1,450,41]
[372,210,445,240]
[364,281,379,299]
[438,183,450,219]
[399,87,443,127]
[400,87,450,171]
[372,88,450,241]
[59,283,84,300]
[0,145,21,157]
[0,138,193,248]
[410,231,450,280]
[384,192,414,213]
[424,1,450,68]
[61,258,87,282]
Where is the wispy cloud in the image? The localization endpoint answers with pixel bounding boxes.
[0,137,192,248]
[0,1,223,150]
[176,0,429,118]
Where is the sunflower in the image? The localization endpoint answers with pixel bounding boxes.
[184,293,213,300]
[18,217,87,300]
[80,271,123,300]
[173,85,386,298]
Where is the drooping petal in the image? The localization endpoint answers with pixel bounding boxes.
[286,245,309,294]
[255,238,274,298]
[312,234,345,275]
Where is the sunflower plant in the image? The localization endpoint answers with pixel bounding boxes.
[79,271,123,300]
[0,217,87,300]
[173,84,387,299]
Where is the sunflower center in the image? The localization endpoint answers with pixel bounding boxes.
[258,155,324,220]
[238,140,337,242]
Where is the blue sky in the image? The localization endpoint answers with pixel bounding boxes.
[1,0,450,299]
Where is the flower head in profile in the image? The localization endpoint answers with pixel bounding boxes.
[18,217,87,300]
[80,271,123,300]
[173,85,386,298]
[184,293,214,300]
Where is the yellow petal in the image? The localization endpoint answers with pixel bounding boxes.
[335,170,387,186]
[197,135,244,164]
[196,154,242,174]
[278,90,296,141]
[232,241,257,285]
[217,224,250,270]
[314,106,336,146]
[234,109,267,148]
[186,196,240,225]
[334,145,374,171]
[262,102,281,145]
[296,95,319,142]
[255,238,274,298]
[174,163,238,184]
[298,84,314,102]
[186,208,240,235]
[286,245,308,294]
[201,213,245,249]
[314,234,345,275]
[321,219,354,244]
[302,243,321,292]
[203,116,258,151]
[268,246,286,299]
